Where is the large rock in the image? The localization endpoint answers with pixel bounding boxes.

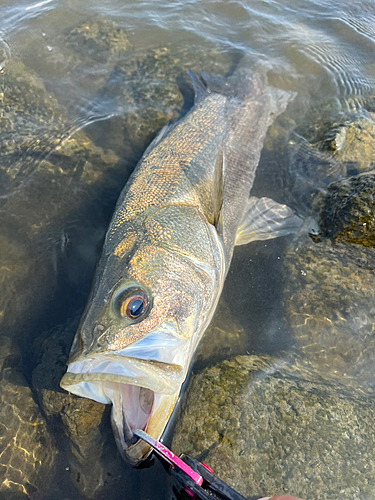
[323,112,375,173]
[0,337,56,500]
[283,171,375,392]
[172,355,375,500]
[16,16,132,112]
[32,316,123,498]
[283,233,375,393]
[17,15,233,166]
[0,58,120,338]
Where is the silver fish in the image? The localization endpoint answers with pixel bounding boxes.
[60,67,301,464]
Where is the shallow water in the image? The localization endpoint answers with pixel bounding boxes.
[1,0,375,499]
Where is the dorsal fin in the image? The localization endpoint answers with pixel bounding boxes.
[200,71,228,94]
[187,70,210,104]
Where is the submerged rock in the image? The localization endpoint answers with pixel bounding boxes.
[0,58,119,337]
[282,106,375,393]
[32,316,123,499]
[0,56,122,499]
[285,107,375,214]
[0,337,56,499]
[283,233,375,393]
[283,169,375,392]
[16,14,233,167]
[316,172,375,247]
[172,355,375,500]
[193,298,249,366]
[87,44,233,160]
[64,18,131,63]
[323,112,375,173]
[16,16,132,110]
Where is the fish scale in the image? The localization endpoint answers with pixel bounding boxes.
[111,93,227,231]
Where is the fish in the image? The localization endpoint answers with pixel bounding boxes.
[60,65,301,465]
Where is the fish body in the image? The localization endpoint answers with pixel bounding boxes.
[61,67,300,464]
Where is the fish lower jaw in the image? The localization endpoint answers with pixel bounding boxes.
[111,387,178,466]
[63,377,177,465]
[109,382,156,461]
[60,356,181,465]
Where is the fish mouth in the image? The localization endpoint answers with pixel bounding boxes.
[60,353,182,465]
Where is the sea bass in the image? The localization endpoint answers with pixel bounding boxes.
[60,67,301,465]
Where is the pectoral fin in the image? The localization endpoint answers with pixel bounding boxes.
[235,197,303,245]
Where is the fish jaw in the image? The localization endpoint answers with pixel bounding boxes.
[112,390,178,465]
[60,352,183,465]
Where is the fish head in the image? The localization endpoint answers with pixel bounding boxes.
[61,207,224,464]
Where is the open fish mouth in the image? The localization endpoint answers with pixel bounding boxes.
[60,353,182,464]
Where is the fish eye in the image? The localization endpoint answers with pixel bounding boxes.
[115,288,150,321]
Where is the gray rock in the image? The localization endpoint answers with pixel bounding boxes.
[0,337,56,500]
[32,316,123,499]
[172,355,375,500]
